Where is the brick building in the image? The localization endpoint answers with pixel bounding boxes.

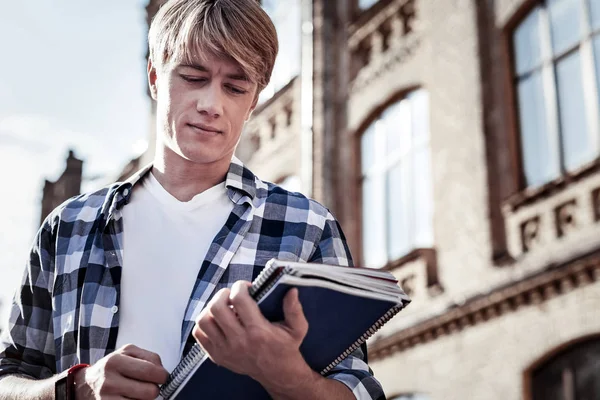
[142,0,600,398]
[40,150,83,225]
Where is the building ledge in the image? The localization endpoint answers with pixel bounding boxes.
[369,249,600,361]
[504,158,600,213]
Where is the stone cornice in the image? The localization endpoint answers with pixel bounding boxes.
[370,250,600,361]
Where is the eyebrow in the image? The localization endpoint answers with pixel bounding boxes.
[178,63,249,82]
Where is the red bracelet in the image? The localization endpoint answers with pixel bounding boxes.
[66,363,89,400]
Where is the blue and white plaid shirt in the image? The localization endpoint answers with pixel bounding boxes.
[0,157,385,399]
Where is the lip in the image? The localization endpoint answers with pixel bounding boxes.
[188,123,222,134]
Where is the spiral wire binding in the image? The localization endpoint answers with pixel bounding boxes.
[320,304,404,375]
[249,260,293,298]
[160,344,206,399]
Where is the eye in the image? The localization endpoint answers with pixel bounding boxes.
[227,85,247,95]
[180,75,206,83]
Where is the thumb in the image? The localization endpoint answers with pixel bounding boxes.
[283,288,308,340]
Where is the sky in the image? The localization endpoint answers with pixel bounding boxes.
[0,0,152,327]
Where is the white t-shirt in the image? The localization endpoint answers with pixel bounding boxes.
[115,172,234,372]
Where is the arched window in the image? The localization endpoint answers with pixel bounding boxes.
[360,89,433,268]
[512,0,600,187]
[530,337,600,399]
[259,0,301,103]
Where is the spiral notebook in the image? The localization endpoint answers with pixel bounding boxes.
[159,259,411,399]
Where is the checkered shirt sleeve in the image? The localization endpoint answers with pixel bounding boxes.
[309,212,386,400]
[0,216,56,379]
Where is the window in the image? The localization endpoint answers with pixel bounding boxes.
[361,89,433,268]
[277,175,303,193]
[259,0,301,103]
[512,0,600,188]
[531,337,600,400]
[358,0,379,9]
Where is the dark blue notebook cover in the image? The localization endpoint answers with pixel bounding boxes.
[171,282,398,399]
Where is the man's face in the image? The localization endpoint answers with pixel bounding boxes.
[149,52,258,167]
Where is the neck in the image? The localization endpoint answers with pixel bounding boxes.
[152,145,231,202]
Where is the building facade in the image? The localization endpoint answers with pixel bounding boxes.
[40,150,83,225]
[145,0,600,398]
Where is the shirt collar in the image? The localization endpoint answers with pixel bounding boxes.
[108,156,257,217]
[224,156,257,200]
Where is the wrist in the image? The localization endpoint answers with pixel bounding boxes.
[72,366,89,399]
[55,364,89,400]
[261,360,319,400]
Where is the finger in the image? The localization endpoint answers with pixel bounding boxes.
[118,344,163,367]
[229,280,268,327]
[208,289,243,337]
[109,353,168,385]
[283,288,308,341]
[196,311,227,344]
[192,325,218,363]
[108,374,161,400]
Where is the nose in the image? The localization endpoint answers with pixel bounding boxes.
[196,82,223,118]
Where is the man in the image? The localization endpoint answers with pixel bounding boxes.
[0,0,386,399]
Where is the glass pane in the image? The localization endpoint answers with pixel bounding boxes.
[361,124,376,175]
[517,71,559,186]
[413,146,434,248]
[532,355,570,400]
[387,160,411,260]
[410,89,430,145]
[548,0,582,56]
[574,340,600,400]
[362,175,387,268]
[555,50,594,171]
[259,0,301,102]
[385,99,411,157]
[594,35,600,105]
[513,7,543,76]
[575,355,600,400]
[589,0,600,30]
[358,0,379,10]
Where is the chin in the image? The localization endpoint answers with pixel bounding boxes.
[179,148,228,165]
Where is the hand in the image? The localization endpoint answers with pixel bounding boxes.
[192,281,313,393]
[72,344,169,400]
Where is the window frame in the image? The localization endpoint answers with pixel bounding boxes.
[357,87,434,270]
[523,334,600,400]
[507,0,600,193]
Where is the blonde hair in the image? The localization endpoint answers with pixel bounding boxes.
[148,0,278,92]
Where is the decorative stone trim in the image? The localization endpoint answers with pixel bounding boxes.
[369,251,600,361]
[348,0,421,93]
[381,248,444,296]
[245,77,298,152]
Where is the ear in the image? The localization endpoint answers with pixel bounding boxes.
[147,58,158,100]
